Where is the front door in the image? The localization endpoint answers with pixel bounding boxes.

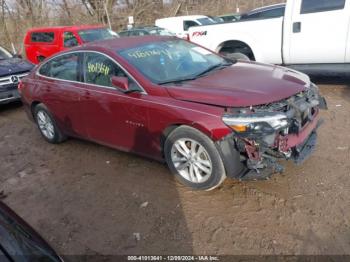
[285,0,349,64]
[80,51,150,153]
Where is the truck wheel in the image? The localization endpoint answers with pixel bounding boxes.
[34,104,66,144]
[164,126,226,191]
[222,52,250,61]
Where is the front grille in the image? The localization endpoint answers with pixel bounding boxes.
[253,87,319,134]
[0,73,29,87]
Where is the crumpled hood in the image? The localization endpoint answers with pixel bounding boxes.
[165,61,310,107]
[0,58,34,77]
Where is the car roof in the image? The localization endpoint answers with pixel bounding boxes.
[81,35,175,52]
[27,25,106,33]
[246,3,286,15]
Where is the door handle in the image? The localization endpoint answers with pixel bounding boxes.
[293,22,301,33]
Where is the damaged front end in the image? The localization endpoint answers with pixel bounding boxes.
[221,84,327,181]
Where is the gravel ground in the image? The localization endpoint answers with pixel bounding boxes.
[0,79,350,256]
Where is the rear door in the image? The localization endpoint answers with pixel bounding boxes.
[37,52,86,137]
[284,0,349,64]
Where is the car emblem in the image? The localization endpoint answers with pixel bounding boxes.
[11,75,19,84]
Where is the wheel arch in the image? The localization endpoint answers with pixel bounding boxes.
[217,40,256,61]
[30,101,41,117]
[161,121,216,147]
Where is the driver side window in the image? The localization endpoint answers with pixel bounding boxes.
[83,52,139,90]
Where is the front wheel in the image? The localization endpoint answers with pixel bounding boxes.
[164,126,226,191]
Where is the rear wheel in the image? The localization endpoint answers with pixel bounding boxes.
[34,104,66,144]
[222,52,250,61]
[219,41,254,61]
[164,126,226,191]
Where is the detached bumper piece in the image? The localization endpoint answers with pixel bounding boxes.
[293,131,317,165]
[237,115,322,181]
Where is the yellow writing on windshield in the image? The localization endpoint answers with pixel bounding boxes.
[87,63,110,76]
[127,49,171,59]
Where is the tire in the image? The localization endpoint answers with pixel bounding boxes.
[34,103,66,144]
[164,126,226,191]
[222,52,250,61]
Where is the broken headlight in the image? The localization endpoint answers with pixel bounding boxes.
[222,112,289,135]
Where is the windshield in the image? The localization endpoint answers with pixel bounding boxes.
[197,17,216,25]
[0,47,12,60]
[119,39,230,84]
[78,28,117,43]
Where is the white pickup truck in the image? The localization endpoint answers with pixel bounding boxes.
[189,0,350,74]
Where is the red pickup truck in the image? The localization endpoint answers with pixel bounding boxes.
[24,25,118,64]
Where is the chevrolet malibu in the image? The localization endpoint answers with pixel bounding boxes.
[19,36,327,190]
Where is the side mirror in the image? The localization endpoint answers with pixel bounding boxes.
[111,76,129,92]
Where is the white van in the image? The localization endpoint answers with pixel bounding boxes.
[155,15,216,39]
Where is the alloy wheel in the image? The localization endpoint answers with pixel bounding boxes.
[37,110,55,140]
[171,138,212,183]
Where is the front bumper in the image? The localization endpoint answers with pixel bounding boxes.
[217,113,322,181]
[217,85,327,181]
[0,89,21,104]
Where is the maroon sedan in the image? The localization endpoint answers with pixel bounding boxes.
[19,36,327,190]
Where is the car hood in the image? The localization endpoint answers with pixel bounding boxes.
[0,58,34,77]
[165,61,310,107]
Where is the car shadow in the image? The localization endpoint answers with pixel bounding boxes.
[310,75,350,86]
[0,101,22,112]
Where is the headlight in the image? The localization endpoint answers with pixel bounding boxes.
[222,112,289,135]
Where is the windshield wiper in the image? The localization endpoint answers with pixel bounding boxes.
[158,62,234,85]
[195,62,233,78]
[158,77,197,85]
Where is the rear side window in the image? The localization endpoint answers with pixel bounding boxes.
[241,7,285,20]
[39,53,80,81]
[31,32,55,43]
[183,21,199,31]
[259,7,285,18]
[301,0,345,14]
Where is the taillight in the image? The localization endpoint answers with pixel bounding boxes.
[18,81,24,94]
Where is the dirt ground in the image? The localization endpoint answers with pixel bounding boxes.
[1,79,350,256]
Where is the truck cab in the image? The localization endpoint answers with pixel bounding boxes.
[189,0,350,74]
